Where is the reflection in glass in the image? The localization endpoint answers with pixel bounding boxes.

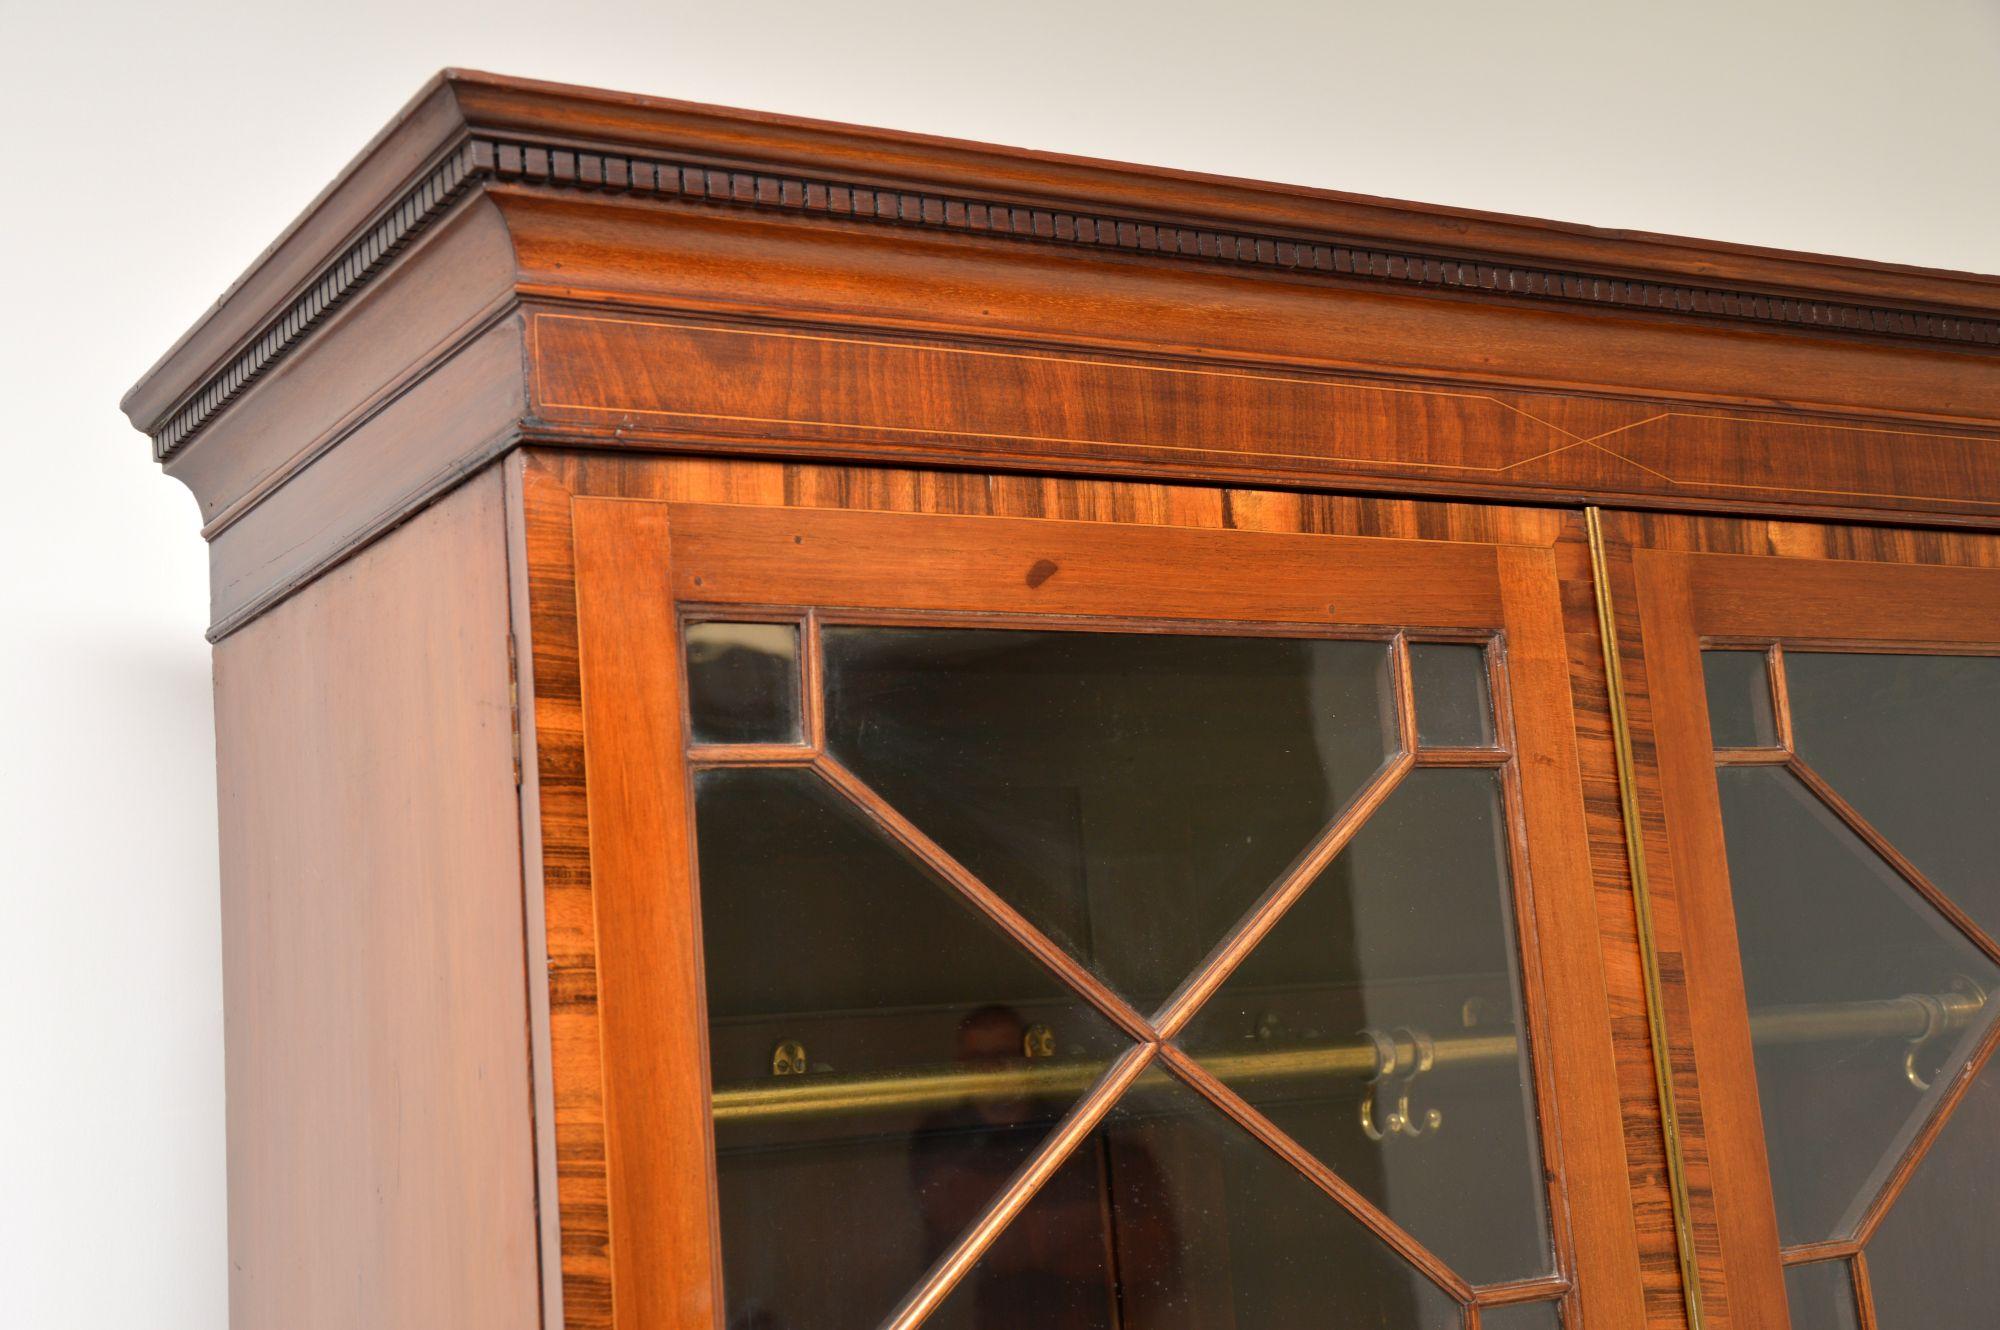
[925,1070,1460,1330]
[824,628,1398,1003]
[1176,768,1549,1285]
[1701,649,1777,749]
[1716,766,1999,1244]
[1867,1053,2000,1330]
[685,621,803,744]
[1782,1260,1860,1330]
[1483,1301,1564,1330]
[693,768,1128,1329]
[1787,652,2000,939]
[1411,642,1496,747]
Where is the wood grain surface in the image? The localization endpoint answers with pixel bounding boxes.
[519,450,1653,1328]
[1602,511,2000,1330]
[212,469,542,1330]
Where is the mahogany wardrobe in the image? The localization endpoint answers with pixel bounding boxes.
[125,71,2000,1330]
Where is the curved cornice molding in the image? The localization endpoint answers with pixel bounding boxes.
[143,126,2000,462]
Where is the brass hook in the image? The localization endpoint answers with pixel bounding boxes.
[1902,993,1948,1092]
[1357,1028,1399,1142]
[1390,1026,1443,1139]
[1360,1096,1391,1142]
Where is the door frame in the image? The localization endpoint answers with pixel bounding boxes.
[1604,510,2000,1330]
[527,450,1649,1328]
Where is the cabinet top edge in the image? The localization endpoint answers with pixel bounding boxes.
[122,66,2000,458]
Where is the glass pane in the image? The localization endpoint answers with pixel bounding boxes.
[1411,642,1496,747]
[693,768,1130,1328]
[1783,1260,1860,1330]
[1788,652,2000,939]
[1176,768,1550,1284]
[1716,765,1998,1244]
[926,1070,1460,1330]
[1702,648,1777,748]
[824,628,1398,1004]
[1867,1052,2000,1330]
[685,621,802,744]
[1483,1301,1564,1330]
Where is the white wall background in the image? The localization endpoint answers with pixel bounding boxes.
[2,1,1996,1324]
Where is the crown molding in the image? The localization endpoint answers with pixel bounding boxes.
[148,141,487,461]
[475,134,2000,339]
[127,71,2000,464]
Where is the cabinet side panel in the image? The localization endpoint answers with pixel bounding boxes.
[213,468,541,1330]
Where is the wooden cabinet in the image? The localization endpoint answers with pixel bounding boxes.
[124,71,2000,1330]
[1598,516,2000,1330]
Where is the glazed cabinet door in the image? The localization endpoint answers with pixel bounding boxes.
[1605,513,2000,1330]
[532,459,1645,1330]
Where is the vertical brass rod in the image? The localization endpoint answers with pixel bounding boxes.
[1585,507,1705,1330]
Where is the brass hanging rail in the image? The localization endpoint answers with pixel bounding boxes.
[711,989,1985,1126]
